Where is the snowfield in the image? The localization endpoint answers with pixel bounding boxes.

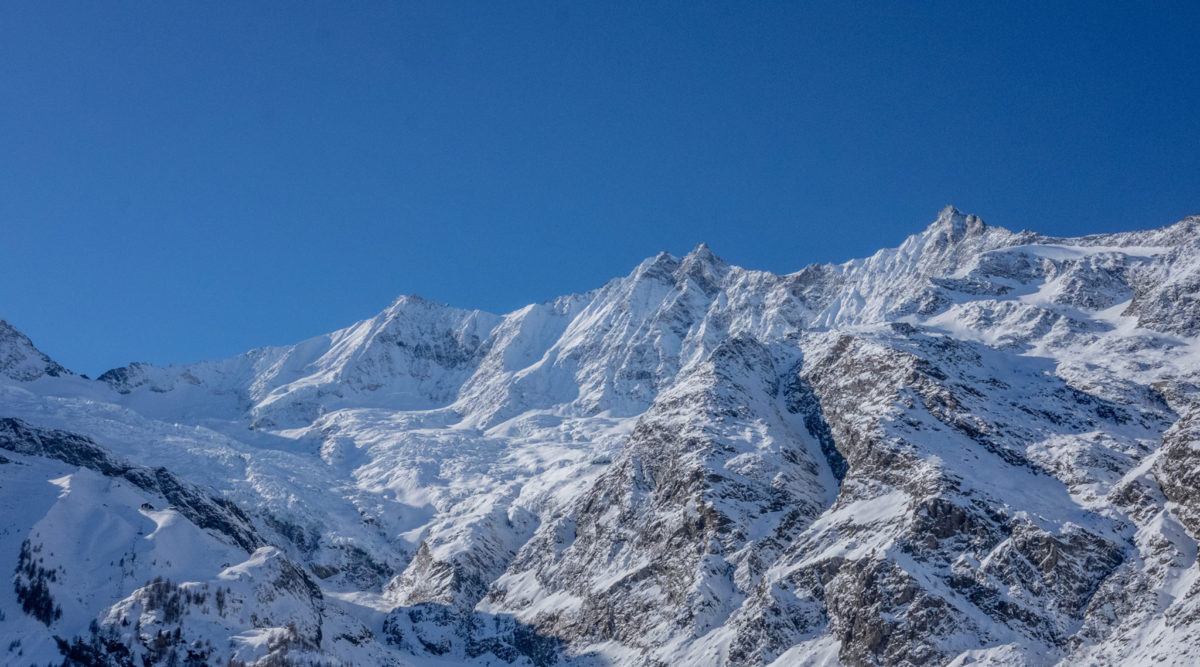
[2,206,1200,666]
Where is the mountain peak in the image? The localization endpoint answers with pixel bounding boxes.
[919,206,990,246]
[632,251,681,282]
[0,319,72,381]
[937,204,964,220]
[675,242,730,295]
[390,293,440,308]
[681,241,728,268]
[382,293,496,320]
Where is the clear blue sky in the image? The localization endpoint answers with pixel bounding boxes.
[2,2,1198,375]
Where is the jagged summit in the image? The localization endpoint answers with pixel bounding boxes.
[683,240,723,262]
[680,241,728,267]
[926,203,988,239]
[908,205,996,250]
[631,249,681,280]
[0,319,71,381]
[384,292,494,316]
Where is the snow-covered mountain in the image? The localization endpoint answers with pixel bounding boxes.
[3,206,1200,666]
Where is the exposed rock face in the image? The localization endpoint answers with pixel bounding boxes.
[1122,217,1200,337]
[2,207,1200,666]
[481,334,832,657]
[1157,402,1200,536]
[0,319,70,381]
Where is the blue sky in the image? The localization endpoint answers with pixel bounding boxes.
[2,2,1198,375]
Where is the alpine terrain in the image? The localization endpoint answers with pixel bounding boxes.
[4,206,1200,666]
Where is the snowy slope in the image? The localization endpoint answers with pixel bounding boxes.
[2,206,1200,666]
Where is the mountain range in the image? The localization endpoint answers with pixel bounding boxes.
[3,206,1200,666]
